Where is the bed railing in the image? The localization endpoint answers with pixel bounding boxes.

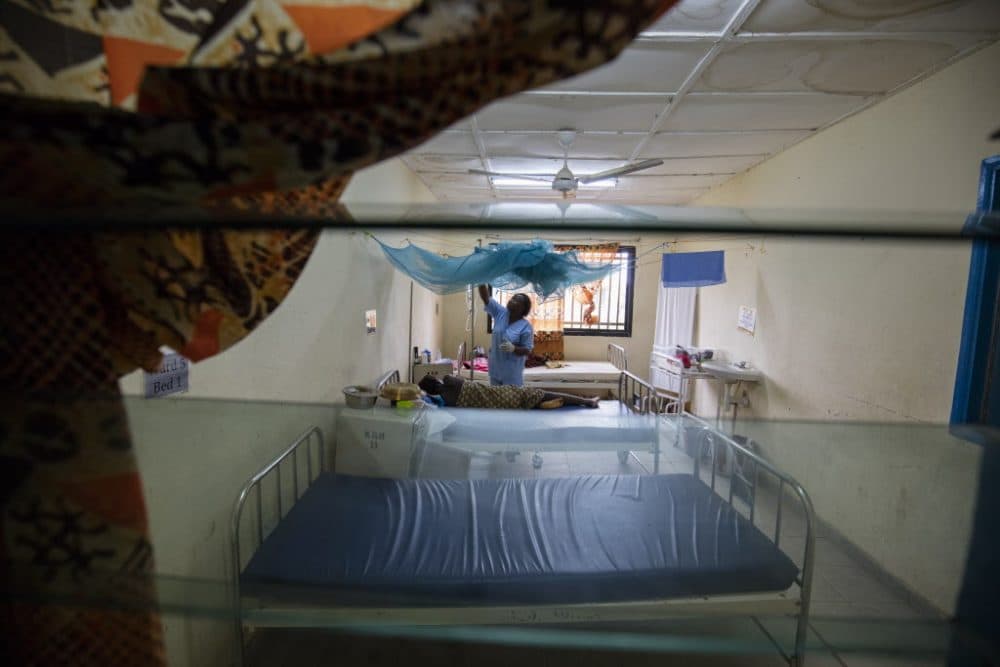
[672,412,816,667]
[607,343,627,371]
[376,369,401,390]
[618,370,662,414]
[230,426,326,665]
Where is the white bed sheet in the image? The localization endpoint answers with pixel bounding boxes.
[465,360,622,384]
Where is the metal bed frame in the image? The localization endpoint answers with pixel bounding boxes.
[230,378,815,667]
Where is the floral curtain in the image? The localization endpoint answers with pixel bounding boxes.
[0,2,675,664]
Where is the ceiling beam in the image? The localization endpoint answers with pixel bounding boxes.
[628,0,764,162]
[469,115,497,199]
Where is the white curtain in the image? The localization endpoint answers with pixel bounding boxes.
[651,284,696,393]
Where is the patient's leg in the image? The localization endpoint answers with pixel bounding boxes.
[539,391,599,408]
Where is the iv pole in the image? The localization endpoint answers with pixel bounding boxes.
[468,238,482,380]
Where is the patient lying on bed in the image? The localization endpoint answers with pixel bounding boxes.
[418,374,599,410]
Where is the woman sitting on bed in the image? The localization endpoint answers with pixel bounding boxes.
[418,374,599,410]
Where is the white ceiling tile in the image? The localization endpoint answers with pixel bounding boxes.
[409,131,478,155]
[476,95,667,132]
[403,154,482,172]
[646,0,744,33]
[743,0,1000,33]
[642,155,768,174]
[541,43,711,93]
[481,132,642,159]
[696,39,974,95]
[639,130,811,157]
[661,93,865,131]
[420,173,491,189]
[617,174,735,190]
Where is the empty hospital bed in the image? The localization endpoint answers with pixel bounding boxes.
[230,398,816,667]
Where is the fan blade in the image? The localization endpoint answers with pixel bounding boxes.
[468,169,553,183]
[577,159,664,183]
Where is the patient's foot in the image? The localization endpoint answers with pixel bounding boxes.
[585,397,599,408]
[539,398,564,410]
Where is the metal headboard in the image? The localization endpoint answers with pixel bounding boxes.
[672,412,816,667]
[375,369,401,390]
[230,426,325,665]
[607,343,627,371]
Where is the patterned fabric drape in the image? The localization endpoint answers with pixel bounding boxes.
[0,2,675,664]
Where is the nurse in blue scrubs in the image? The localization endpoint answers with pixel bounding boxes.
[477,284,534,386]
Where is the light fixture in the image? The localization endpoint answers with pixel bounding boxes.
[490,177,618,189]
[491,177,550,188]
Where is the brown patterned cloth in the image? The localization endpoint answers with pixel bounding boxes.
[455,382,546,410]
[0,2,677,664]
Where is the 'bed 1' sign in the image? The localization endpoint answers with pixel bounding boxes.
[144,352,189,398]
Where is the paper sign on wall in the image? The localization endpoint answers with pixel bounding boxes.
[365,309,377,334]
[738,306,757,335]
[144,349,189,398]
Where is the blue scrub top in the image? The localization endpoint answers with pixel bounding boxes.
[485,298,534,386]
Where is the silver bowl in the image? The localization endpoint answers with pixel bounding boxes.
[343,385,378,409]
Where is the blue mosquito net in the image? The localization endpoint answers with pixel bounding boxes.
[375,239,615,299]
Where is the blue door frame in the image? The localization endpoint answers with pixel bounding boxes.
[948,156,1000,667]
[951,156,1000,437]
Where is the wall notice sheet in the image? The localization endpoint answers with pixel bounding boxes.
[738,306,757,335]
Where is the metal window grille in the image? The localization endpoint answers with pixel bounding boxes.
[490,246,635,337]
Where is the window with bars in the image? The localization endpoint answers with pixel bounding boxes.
[488,246,636,337]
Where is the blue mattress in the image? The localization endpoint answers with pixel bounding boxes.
[242,473,798,606]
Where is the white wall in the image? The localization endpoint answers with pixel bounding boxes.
[686,41,1000,612]
[123,159,439,666]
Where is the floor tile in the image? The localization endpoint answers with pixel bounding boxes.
[819,566,913,607]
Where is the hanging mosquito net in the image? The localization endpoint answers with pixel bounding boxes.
[375,238,615,299]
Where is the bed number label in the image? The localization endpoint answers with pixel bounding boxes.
[363,430,385,449]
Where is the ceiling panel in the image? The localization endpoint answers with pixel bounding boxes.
[696,38,972,95]
[408,131,478,155]
[402,154,482,172]
[661,93,865,131]
[475,95,667,132]
[481,132,643,159]
[616,174,735,190]
[541,43,710,93]
[639,130,811,157]
[419,173,490,189]
[645,155,769,174]
[645,0,743,33]
[742,0,1000,33]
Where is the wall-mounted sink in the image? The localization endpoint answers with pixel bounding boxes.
[699,360,763,383]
